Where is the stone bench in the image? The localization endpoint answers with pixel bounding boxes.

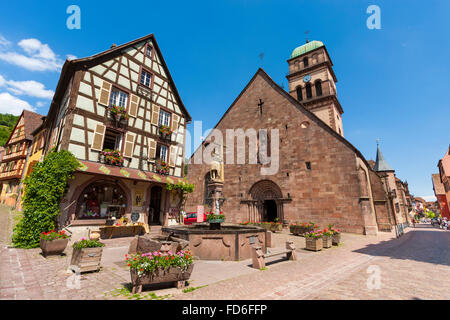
[251,241,297,269]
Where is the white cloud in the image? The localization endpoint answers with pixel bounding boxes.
[0,92,36,115]
[0,34,10,47]
[0,74,54,99]
[66,54,77,61]
[0,37,63,72]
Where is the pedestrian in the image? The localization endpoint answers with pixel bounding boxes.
[412,218,415,228]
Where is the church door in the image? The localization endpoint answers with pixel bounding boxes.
[264,200,278,222]
[149,186,162,225]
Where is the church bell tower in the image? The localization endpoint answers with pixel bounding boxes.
[286,40,344,136]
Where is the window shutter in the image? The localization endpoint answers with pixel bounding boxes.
[148,137,157,161]
[171,114,179,133]
[128,94,138,118]
[169,146,177,167]
[91,123,106,151]
[151,105,160,126]
[98,80,112,106]
[123,132,135,158]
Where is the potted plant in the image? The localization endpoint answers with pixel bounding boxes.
[206,212,225,224]
[101,149,124,166]
[270,219,283,232]
[322,228,333,248]
[156,159,169,175]
[158,125,173,140]
[40,230,70,257]
[304,230,323,251]
[108,105,129,122]
[127,250,194,293]
[289,222,298,235]
[330,227,341,245]
[70,238,105,273]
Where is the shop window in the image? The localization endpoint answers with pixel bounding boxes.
[76,180,127,219]
[103,129,122,151]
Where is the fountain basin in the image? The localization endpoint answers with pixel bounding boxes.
[161,224,267,261]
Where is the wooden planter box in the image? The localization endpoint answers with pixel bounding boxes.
[305,237,323,251]
[40,238,69,257]
[322,235,332,248]
[70,247,103,273]
[289,225,297,234]
[332,233,341,245]
[130,264,194,293]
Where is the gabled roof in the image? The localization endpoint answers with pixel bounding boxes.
[374,144,394,172]
[44,34,191,128]
[432,174,445,195]
[189,68,374,170]
[5,110,44,146]
[439,145,450,177]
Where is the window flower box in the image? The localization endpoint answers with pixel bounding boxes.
[100,149,124,167]
[40,230,70,257]
[158,125,173,140]
[108,105,129,122]
[70,238,105,273]
[155,159,169,175]
[127,250,194,293]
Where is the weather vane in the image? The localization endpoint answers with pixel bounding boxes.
[376,138,380,145]
[305,30,310,43]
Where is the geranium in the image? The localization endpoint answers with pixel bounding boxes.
[101,149,124,166]
[156,159,169,175]
[126,250,194,277]
[322,228,333,236]
[40,230,69,241]
[108,105,129,120]
[159,125,173,136]
[305,230,323,239]
[330,227,340,235]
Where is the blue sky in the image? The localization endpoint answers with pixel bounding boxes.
[0,0,448,200]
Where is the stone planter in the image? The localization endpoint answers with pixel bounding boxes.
[332,233,341,245]
[305,237,323,251]
[70,247,103,273]
[207,219,224,224]
[322,235,332,248]
[40,238,69,257]
[130,264,194,293]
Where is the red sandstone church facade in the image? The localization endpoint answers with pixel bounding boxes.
[186,41,409,235]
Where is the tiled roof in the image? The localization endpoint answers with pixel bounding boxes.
[23,110,44,140]
[432,174,445,195]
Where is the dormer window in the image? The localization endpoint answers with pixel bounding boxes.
[109,87,128,107]
[140,69,152,87]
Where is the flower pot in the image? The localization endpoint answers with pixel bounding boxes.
[40,238,69,257]
[305,237,323,251]
[207,218,224,224]
[289,225,296,234]
[70,247,103,273]
[130,264,194,293]
[332,233,341,245]
[322,235,332,248]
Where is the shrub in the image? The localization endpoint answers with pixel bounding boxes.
[12,149,80,248]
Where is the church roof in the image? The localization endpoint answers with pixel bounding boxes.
[374,144,394,172]
[290,40,324,59]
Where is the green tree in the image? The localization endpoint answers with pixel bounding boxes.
[12,149,80,248]
[0,113,19,146]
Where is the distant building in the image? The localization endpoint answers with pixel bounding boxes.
[436,146,450,219]
[0,110,44,208]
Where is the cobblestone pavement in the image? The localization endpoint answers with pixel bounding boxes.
[1,203,448,300]
[175,224,450,300]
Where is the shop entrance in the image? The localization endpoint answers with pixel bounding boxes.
[149,186,162,225]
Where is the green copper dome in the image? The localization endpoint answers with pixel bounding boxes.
[290,40,324,59]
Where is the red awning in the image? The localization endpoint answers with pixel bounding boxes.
[77,160,182,184]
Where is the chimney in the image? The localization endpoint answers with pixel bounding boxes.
[111,44,117,49]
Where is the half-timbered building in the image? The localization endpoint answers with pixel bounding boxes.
[0,110,44,208]
[40,34,191,231]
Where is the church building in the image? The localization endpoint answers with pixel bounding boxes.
[186,40,400,235]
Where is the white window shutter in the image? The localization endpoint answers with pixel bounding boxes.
[147,137,157,161]
[171,114,179,133]
[169,145,177,167]
[151,105,160,126]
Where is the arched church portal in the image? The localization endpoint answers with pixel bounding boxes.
[245,180,287,223]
